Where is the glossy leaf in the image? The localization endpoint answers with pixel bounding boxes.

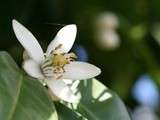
[0,51,58,120]
[56,103,86,120]
[76,79,131,120]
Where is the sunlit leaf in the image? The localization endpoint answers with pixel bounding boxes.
[76,79,131,120]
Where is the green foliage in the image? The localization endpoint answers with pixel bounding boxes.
[0,51,58,120]
[75,79,131,120]
[0,51,131,120]
[56,103,85,120]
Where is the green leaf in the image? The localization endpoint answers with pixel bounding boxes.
[55,103,85,120]
[76,79,131,120]
[0,51,58,120]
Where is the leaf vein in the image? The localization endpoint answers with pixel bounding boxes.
[7,74,23,120]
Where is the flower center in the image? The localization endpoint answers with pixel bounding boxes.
[41,44,77,79]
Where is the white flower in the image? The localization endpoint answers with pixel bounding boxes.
[12,19,101,103]
[95,12,120,50]
[96,12,119,30]
[97,30,120,50]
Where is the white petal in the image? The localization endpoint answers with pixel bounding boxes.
[62,61,101,80]
[23,50,30,60]
[46,24,77,55]
[63,79,73,85]
[46,80,78,103]
[70,80,80,93]
[12,19,44,63]
[63,79,80,93]
[23,59,44,79]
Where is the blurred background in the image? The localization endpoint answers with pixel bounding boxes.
[1,0,160,119]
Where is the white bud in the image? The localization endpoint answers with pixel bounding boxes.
[96,12,119,30]
[96,30,120,50]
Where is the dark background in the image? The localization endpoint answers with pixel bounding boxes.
[1,0,160,119]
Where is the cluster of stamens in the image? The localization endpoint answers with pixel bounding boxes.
[41,44,77,79]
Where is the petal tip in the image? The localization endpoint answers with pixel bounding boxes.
[67,24,77,30]
[12,19,16,23]
[12,19,22,32]
[12,19,19,27]
[96,66,101,73]
[97,67,102,76]
[58,24,77,35]
[69,24,77,33]
[93,66,101,78]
